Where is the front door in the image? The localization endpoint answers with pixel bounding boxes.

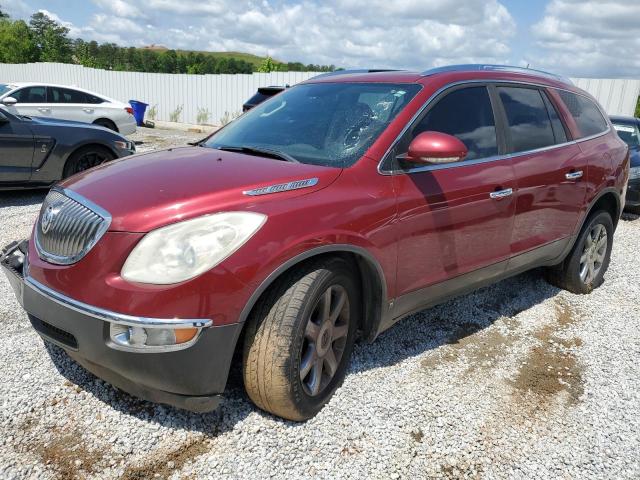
[386,85,516,300]
[0,110,35,182]
[6,85,51,119]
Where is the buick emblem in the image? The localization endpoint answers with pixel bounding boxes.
[41,205,58,234]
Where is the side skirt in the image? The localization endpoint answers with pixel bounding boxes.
[377,236,574,336]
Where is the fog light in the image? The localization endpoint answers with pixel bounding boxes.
[109,323,199,352]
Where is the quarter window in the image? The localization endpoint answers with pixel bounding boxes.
[498,87,556,153]
[557,90,608,138]
[411,86,498,161]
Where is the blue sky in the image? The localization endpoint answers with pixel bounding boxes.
[5,0,640,77]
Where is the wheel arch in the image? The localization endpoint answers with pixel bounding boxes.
[581,188,621,232]
[92,118,119,132]
[237,244,388,343]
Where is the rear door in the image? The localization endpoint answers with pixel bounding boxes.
[495,84,585,259]
[387,85,516,297]
[0,110,35,182]
[6,86,51,119]
[47,87,97,124]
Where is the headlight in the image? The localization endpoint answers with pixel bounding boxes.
[121,212,266,284]
[630,166,640,180]
[114,140,135,151]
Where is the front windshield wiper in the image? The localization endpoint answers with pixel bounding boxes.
[213,145,299,163]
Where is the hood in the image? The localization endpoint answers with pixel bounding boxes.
[29,115,109,130]
[61,146,342,232]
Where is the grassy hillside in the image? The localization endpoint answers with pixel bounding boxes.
[188,51,282,69]
[152,48,282,69]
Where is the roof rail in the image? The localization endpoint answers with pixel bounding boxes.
[420,64,573,85]
[312,69,404,79]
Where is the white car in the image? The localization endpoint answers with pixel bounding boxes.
[0,82,137,135]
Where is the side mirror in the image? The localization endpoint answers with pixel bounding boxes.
[406,131,468,164]
[2,97,17,106]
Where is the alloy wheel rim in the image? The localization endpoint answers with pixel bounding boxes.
[579,223,607,284]
[74,151,108,174]
[299,284,350,397]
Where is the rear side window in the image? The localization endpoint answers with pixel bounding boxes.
[12,86,46,103]
[498,87,556,153]
[557,90,608,138]
[541,92,567,144]
[85,93,106,104]
[411,86,498,161]
[48,87,88,104]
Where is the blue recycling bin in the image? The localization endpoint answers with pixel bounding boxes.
[129,100,148,127]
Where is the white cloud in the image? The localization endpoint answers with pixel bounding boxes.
[530,0,640,77]
[91,0,145,19]
[31,0,517,69]
[2,0,32,18]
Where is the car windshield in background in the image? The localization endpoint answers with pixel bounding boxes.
[0,84,14,96]
[613,123,640,148]
[204,82,422,168]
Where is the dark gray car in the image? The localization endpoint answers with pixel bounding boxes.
[0,108,135,189]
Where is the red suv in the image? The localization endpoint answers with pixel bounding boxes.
[1,65,629,421]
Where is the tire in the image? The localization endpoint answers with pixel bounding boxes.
[625,205,640,215]
[544,210,614,294]
[93,118,118,132]
[63,145,115,178]
[242,257,359,421]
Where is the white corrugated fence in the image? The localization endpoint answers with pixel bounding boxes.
[0,62,321,125]
[1,63,638,124]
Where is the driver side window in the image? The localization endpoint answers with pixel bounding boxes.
[11,86,47,104]
[411,86,498,161]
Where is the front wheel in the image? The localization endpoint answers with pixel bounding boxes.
[63,146,115,178]
[545,210,614,294]
[242,257,359,421]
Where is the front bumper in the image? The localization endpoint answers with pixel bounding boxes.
[1,241,243,413]
[625,178,640,207]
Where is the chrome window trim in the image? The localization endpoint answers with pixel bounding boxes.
[377,79,611,176]
[24,274,213,329]
[34,187,112,265]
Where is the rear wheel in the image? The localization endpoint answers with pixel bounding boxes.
[544,210,613,294]
[242,257,359,421]
[93,118,118,131]
[63,145,115,178]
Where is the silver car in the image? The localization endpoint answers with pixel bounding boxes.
[0,82,137,135]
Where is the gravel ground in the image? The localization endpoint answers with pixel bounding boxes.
[1,130,639,478]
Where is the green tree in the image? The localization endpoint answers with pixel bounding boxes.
[0,6,9,19]
[258,56,277,73]
[635,96,639,118]
[158,50,178,73]
[29,11,72,62]
[0,19,38,63]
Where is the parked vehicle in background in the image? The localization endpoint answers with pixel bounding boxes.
[0,108,135,189]
[0,65,629,422]
[242,86,285,112]
[0,83,136,135]
[610,115,640,213]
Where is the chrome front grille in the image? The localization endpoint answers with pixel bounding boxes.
[35,188,111,265]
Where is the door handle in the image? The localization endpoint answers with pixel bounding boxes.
[83,108,94,113]
[565,170,583,181]
[490,188,513,199]
[37,107,50,113]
